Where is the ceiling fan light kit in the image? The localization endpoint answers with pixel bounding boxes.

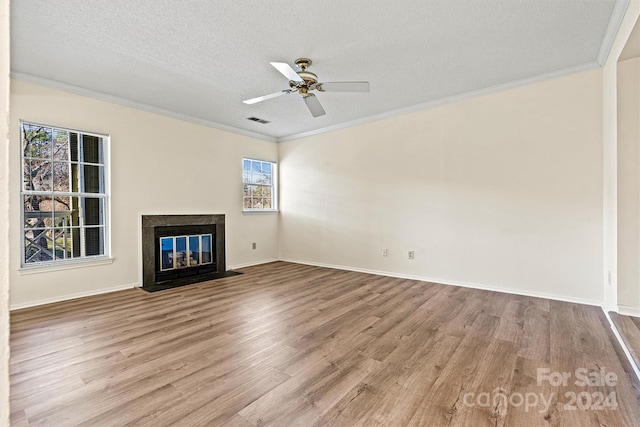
[243,58,370,118]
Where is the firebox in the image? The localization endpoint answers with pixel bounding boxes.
[141,214,238,292]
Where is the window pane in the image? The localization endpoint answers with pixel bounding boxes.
[64,227,81,259]
[252,197,262,209]
[263,198,272,209]
[83,197,104,226]
[64,196,81,228]
[189,236,200,266]
[264,187,272,199]
[83,165,104,193]
[24,228,54,263]
[22,124,52,159]
[202,235,212,264]
[262,163,272,174]
[70,133,79,162]
[84,227,104,256]
[243,184,250,197]
[52,162,70,192]
[243,197,252,209]
[160,237,174,271]
[251,172,266,185]
[175,237,188,268]
[23,160,52,191]
[53,196,72,227]
[52,130,70,161]
[243,170,250,184]
[24,195,53,228]
[52,228,72,260]
[243,159,251,171]
[82,135,104,164]
[252,161,261,173]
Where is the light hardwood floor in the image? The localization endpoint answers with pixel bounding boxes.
[10,262,640,426]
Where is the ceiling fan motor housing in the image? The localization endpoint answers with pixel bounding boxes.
[296,70,318,85]
[292,58,318,86]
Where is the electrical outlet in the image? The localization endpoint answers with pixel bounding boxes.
[382,248,388,257]
[252,242,257,250]
[408,250,414,260]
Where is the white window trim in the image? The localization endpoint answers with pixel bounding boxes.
[242,158,278,213]
[19,120,112,269]
[19,256,114,274]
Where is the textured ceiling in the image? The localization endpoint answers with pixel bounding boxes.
[10,0,627,141]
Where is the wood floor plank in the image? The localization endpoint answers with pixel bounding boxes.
[10,261,640,426]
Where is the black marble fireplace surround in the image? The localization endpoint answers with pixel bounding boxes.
[141,214,239,292]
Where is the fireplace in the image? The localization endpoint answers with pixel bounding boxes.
[141,214,238,292]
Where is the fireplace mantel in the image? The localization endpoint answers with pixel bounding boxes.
[141,214,230,291]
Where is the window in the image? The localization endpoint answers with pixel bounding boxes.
[21,121,109,266]
[243,158,276,211]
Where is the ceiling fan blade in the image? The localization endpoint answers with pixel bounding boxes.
[270,62,303,82]
[243,90,288,105]
[303,94,326,118]
[315,81,370,93]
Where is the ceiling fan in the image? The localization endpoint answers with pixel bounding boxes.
[243,58,370,118]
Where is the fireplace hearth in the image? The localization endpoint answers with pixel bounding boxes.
[141,214,240,292]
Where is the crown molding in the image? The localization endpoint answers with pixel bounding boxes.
[278,61,600,142]
[12,60,601,145]
[10,72,278,143]
[597,0,631,65]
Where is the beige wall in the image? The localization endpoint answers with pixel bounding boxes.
[603,2,640,312]
[618,57,640,312]
[279,68,605,304]
[6,43,630,311]
[9,80,279,308]
[0,0,10,422]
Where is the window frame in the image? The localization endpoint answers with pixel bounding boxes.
[242,158,278,213]
[20,120,111,269]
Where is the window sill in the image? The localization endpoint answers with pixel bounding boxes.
[242,209,279,215]
[19,257,114,275]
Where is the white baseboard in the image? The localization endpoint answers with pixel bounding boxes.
[9,259,278,310]
[280,258,603,307]
[10,258,606,311]
[10,282,138,311]
[228,258,279,270]
[618,305,640,317]
[602,308,640,383]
